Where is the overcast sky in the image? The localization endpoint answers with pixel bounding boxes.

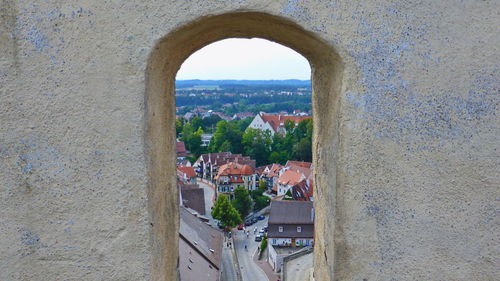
[176,38,311,80]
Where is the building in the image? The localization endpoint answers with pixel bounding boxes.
[179,182,206,216]
[268,201,314,247]
[177,166,197,184]
[291,178,314,201]
[259,163,284,191]
[248,112,312,135]
[200,134,213,147]
[232,112,255,120]
[193,152,256,181]
[179,207,223,281]
[277,169,305,196]
[214,162,256,198]
[176,141,188,159]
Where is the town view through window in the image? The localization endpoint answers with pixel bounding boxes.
[175,38,314,281]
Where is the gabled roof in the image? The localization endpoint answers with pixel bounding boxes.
[215,162,254,180]
[268,200,314,224]
[176,141,187,153]
[278,170,304,186]
[291,179,313,201]
[181,188,206,216]
[285,161,312,169]
[179,207,223,269]
[255,164,272,176]
[177,166,197,178]
[259,113,312,133]
[266,163,284,177]
[285,165,312,180]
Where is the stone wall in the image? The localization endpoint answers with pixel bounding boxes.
[1,0,498,280]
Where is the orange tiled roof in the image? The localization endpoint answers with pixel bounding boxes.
[260,113,311,133]
[177,166,197,178]
[285,161,312,169]
[278,169,304,186]
[215,162,254,179]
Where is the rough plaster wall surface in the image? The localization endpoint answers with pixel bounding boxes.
[0,0,498,280]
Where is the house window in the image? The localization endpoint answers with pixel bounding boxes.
[297,226,301,232]
[278,226,283,232]
[273,239,277,244]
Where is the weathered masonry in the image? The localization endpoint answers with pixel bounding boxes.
[1,1,498,281]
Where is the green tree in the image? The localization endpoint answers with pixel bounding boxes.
[232,186,252,219]
[211,195,242,229]
[217,140,230,152]
[190,117,203,131]
[253,195,270,211]
[242,128,272,166]
[293,137,312,162]
[201,115,222,133]
[176,118,185,138]
[208,120,243,153]
[238,117,253,131]
[258,179,267,191]
[259,235,268,257]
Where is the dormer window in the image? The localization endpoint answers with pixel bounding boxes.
[278,226,283,232]
[297,226,302,232]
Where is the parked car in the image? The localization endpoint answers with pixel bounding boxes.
[259,228,265,234]
[237,224,244,230]
[257,215,265,220]
[244,220,253,226]
[255,235,262,242]
[252,218,258,224]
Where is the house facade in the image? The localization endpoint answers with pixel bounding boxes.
[248,112,312,136]
[214,162,255,198]
[277,169,305,196]
[268,201,314,247]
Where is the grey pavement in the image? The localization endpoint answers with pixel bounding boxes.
[233,217,269,281]
[284,252,313,281]
[221,238,239,281]
[198,179,239,281]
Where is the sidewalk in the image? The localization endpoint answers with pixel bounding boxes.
[253,247,281,281]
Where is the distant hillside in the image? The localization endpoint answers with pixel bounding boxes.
[175,79,311,89]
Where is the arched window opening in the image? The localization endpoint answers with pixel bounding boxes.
[145,12,343,281]
[175,38,313,281]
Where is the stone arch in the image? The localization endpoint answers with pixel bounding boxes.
[145,12,344,280]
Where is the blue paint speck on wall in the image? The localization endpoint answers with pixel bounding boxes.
[26,25,51,52]
[20,229,41,246]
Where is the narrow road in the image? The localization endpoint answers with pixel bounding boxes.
[233,217,269,281]
[221,239,239,281]
[198,179,239,281]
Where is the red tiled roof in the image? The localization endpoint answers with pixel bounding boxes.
[215,162,254,179]
[266,164,283,177]
[278,170,304,186]
[177,166,197,178]
[176,142,187,153]
[260,113,311,133]
[285,161,312,169]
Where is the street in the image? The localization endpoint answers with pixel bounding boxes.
[198,179,269,281]
[233,218,269,281]
[198,180,239,281]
